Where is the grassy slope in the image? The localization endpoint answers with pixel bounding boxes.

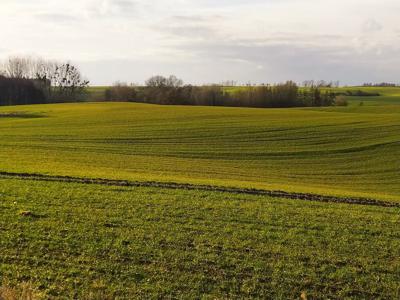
[0,178,399,298]
[0,89,399,201]
[0,87,399,298]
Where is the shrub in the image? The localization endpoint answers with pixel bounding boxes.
[0,76,47,106]
[335,96,348,106]
[234,82,300,108]
[105,82,137,102]
[345,90,379,97]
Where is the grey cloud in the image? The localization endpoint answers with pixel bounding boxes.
[362,19,383,32]
[169,15,223,23]
[154,15,225,40]
[163,34,400,84]
[112,0,136,12]
[77,28,400,85]
[163,26,217,39]
[86,0,137,17]
[35,13,82,24]
[77,38,400,85]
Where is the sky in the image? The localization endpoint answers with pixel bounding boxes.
[1,0,399,85]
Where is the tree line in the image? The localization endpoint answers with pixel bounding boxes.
[105,75,337,108]
[0,55,339,108]
[0,56,89,106]
[363,82,397,87]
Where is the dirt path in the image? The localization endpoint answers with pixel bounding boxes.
[0,171,398,208]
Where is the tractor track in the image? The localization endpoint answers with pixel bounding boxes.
[0,171,399,208]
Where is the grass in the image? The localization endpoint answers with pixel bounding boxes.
[0,281,42,300]
[0,177,399,298]
[0,89,399,201]
[0,87,399,298]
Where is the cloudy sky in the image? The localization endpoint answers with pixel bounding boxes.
[1,0,399,85]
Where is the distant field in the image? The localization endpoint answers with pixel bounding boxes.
[0,87,399,298]
[86,86,108,102]
[89,85,400,100]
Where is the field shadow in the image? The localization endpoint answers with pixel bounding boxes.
[0,112,46,119]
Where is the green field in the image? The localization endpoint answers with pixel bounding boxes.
[0,88,399,201]
[0,87,399,298]
[0,178,399,299]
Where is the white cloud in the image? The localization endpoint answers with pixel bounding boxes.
[0,0,400,85]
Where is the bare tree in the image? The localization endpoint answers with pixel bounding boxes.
[3,57,31,78]
[52,63,89,101]
[0,56,90,104]
[1,56,58,81]
[32,58,58,98]
[145,75,167,87]
[146,75,183,88]
[165,75,183,88]
[303,80,315,88]
[34,58,57,82]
